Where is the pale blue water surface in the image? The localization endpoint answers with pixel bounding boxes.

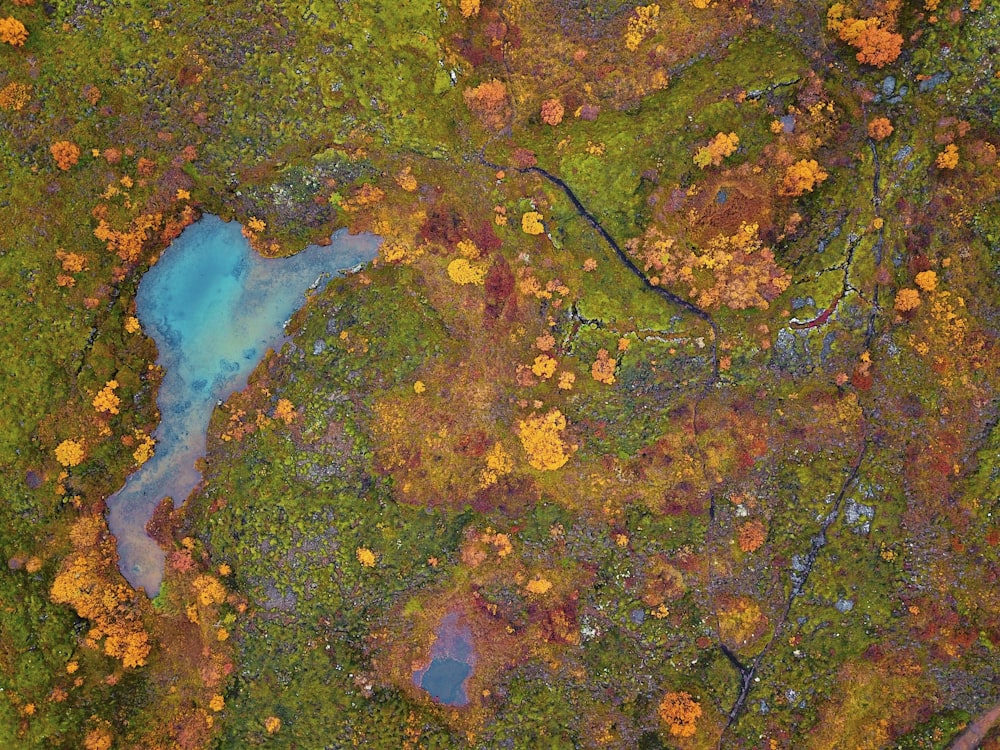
[413,612,476,706]
[106,215,380,595]
[420,658,471,705]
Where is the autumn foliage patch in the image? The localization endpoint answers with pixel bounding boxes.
[50,141,81,171]
[0,16,28,46]
[658,691,703,737]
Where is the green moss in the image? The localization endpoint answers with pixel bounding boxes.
[893,710,972,750]
[4,0,1000,744]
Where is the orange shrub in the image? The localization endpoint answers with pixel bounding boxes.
[0,16,28,46]
[0,81,31,111]
[851,24,903,67]
[658,691,703,737]
[936,144,959,170]
[894,288,921,313]
[868,117,893,141]
[540,98,564,126]
[780,159,828,197]
[694,132,739,168]
[463,80,510,131]
[737,520,766,553]
[590,349,617,384]
[518,409,571,471]
[831,10,902,69]
[50,141,81,171]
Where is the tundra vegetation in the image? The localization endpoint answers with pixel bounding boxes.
[2,0,1000,748]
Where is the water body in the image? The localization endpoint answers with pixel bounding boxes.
[420,658,471,705]
[106,215,381,596]
[413,612,475,706]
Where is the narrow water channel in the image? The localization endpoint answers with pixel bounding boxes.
[106,215,381,595]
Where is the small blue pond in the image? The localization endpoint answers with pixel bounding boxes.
[106,214,381,595]
[413,612,475,706]
[420,658,472,705]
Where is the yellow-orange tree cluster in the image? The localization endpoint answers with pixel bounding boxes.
[518,409,572,470]
[894,288,921,313]
[50,141,81,171]
[50,516,151,668]
[55,438,86,467]
[94,212,162,263]
[936,144,959,170]
[694,132,739,169]
[780,159,828,197]
[463,79,510,131]
[658,691,703,737]
[828,4,903,68]
[632,222,791,310]
[0,81,31,110]
[591,349,617,384]
[624,3,660,51]
[0,16,27,46]
[83,725,113,750]
[92,380,121,415]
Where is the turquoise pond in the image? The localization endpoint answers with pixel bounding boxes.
[106,214,381,595]
[413,613,475,706]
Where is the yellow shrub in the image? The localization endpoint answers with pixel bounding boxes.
[447,258,487,285]
[521,211,545,235]
[518,409,571,470]
[55,439,85,467]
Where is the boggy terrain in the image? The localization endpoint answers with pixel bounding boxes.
[2,0,1000,748]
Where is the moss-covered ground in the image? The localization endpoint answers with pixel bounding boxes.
[3,0,1000,747]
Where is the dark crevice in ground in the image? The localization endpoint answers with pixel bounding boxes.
[788,233,872,330]
[481,156,725,532]
[864,137,885,348]
[717,439,870,746]
[788,139,885,334]
[719,642,752,678]
[745,76,803,100]
[74,283,124,377]
[717,134,889,745]
[477,154,720,388]
[566,303,695,341]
